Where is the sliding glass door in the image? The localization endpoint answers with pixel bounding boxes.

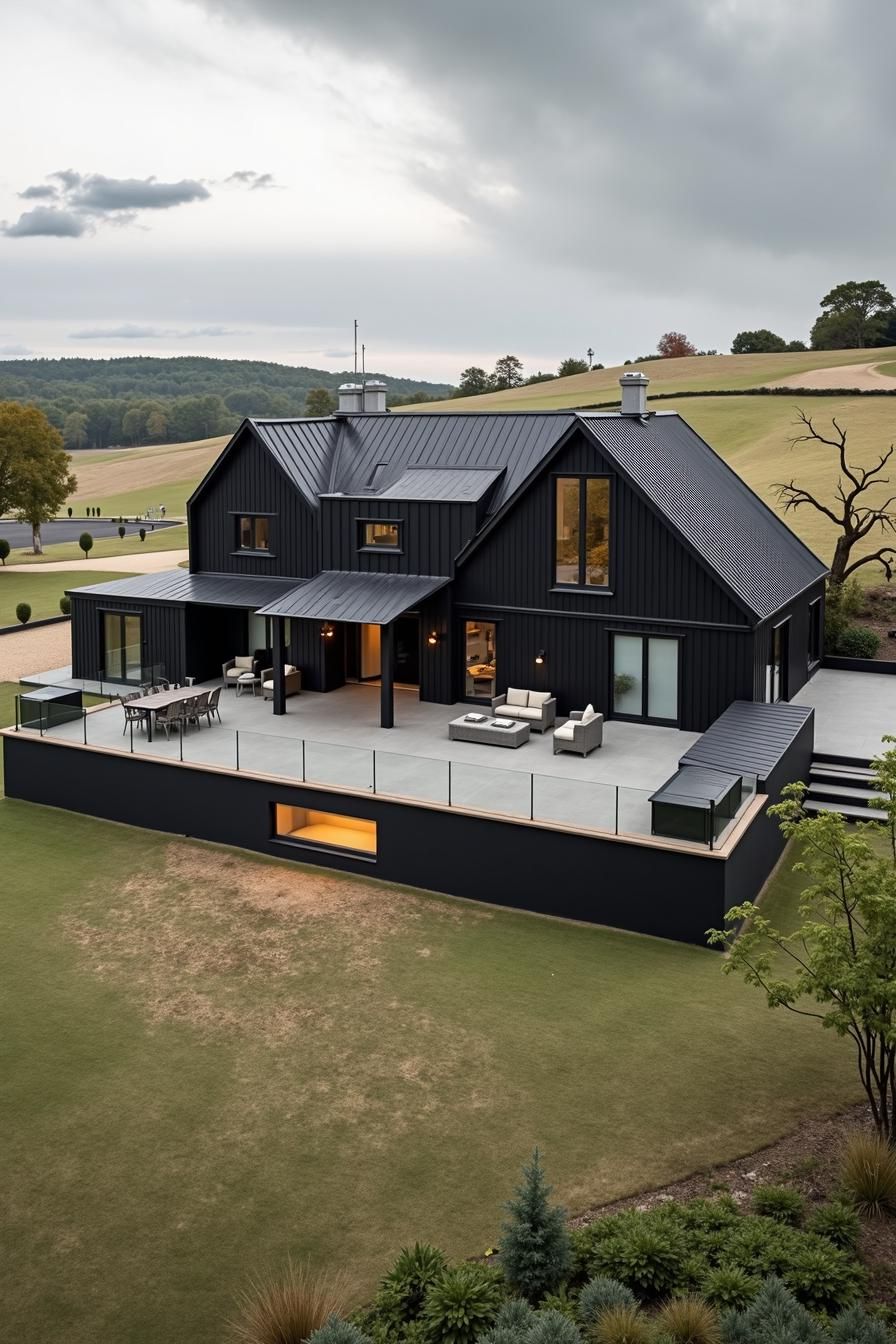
[612,634,680,724]
[103,611,143,683]
[766,621,789,703]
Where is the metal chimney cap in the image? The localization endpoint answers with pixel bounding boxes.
[338,382,363,391]
[619,371,650,384]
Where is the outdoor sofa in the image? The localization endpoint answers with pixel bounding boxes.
[490,687,557,732]
[553,706,603,756]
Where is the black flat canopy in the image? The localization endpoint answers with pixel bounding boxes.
[256,570,450,625]
[66,569,301,610]
[649,765,742,810]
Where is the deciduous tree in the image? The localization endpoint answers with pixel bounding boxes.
[657,332,697,358]
[62,410,89,450]
[709,742,896,1143]
[731,329,788,354]
[773,412,896,585]
[304,387,337,417]
[811,280,895,350]
[0,402,77,553]
[455,367,494,397]
[557,357,589,377]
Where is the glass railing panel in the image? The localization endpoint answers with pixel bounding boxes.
[531,774,617,832]
[177,723,237,771]
[303,740,374,791]
[235,729,302,779]
[374,751,450,804]
[616,786,654,838]
[448,760,531,818]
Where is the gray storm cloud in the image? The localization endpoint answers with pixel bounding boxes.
[69,174,211,212]
[2,207,88,238]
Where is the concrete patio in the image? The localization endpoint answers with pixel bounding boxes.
[793,668,896,760]
[34,681,705,837]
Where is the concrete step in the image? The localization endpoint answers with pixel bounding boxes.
[812,750,875,771]
[804,798,887,822]
[810,764,876,789]
[809,781,884,804]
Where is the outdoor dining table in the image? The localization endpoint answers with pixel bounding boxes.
[134,685,205,743]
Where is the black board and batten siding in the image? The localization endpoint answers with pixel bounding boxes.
[70,593,187,684]
[321,497,479,577]
[188,428,318,578]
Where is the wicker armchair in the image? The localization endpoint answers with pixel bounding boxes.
[260,664,302,701]
[552,710,604,757]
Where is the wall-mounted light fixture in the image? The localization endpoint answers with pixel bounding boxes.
[535,649,546,666]
[427,630,439,647]
[321,622,335,639]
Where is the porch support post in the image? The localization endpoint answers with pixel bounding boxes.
[380,620,394,728]
[272,614,286,716]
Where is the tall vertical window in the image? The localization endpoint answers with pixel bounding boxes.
[464,620,497,699]
[554,477,611,587]
[238,516,270,551]
[102,611,143,683]
[808,598,822,667]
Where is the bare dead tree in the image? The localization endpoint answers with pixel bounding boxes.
[773,410,896,586]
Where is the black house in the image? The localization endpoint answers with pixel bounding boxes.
[69,372,828,731]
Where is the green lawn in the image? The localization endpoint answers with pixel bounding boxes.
[2,523,188,566]
[876,360,896,379]
[0,569,136,628]
[71,477,197,518]
[0,725,861,1343]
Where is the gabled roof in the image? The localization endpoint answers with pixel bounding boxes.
[66,570,299,609]
[256,571,450,624]
[579,413,828,620]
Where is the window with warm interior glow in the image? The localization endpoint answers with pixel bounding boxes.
[464,620,497,699]
[554,476,610,587]
[273,804,377,856]
[238,515,271,551]
[360,520,401,549]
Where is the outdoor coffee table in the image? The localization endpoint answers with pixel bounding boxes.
[448,714,530,748]
[236,672,261,697]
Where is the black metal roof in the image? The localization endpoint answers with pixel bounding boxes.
[67,570,300,609]
[377,465,504,502]
[249,412,576,515]
[679,700,814,787]
[256,570,450,624]
[236,407,827,622]
[581,413,828,620]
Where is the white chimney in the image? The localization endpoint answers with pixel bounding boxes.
[619,370,649,416]
[362,379,387,413]
[337,383,364,414]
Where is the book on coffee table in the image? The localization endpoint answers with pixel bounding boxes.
[492,718,514,728]
[464,713,486,722]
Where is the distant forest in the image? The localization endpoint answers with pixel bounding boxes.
[0,356,455,449]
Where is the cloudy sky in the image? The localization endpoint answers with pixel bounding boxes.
[1,0,893,382]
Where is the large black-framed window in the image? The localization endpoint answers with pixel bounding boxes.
[102,609,143,683]
[612,632,681,725]
[553,475,611,588]
[235,514,274,555]
[462,618,497,701]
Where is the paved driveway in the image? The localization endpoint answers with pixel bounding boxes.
[0,518,179,547]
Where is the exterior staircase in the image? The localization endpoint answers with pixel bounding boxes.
[805,753,887,822]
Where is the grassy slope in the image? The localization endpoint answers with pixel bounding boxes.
[0,569,136,627]
[0,790,858,1344]
[1,523,188,567]
[68,434,229,518]
[404,348,896,412]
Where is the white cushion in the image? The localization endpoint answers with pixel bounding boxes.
[262,679,274,691]
[528,690,552,709]
[505,687,528,707]
[582,703,596,723]
[224,667,242,679]
[511,706,541,719]
[283,664,297,675]
[553,722,576,740]
[234,655,254,669]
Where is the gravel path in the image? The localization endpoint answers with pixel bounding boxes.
[764,360,896,390]
[0,624,73,682]
[3,549,188,574]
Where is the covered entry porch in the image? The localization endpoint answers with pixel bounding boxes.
[258,570,450,726]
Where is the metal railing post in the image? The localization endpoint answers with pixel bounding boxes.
[529,772,534,821]
[14,694,19,731]
[614,786,619,834]
[709,801,715,851]
[448,760,452,808]
[129,719,134,753]
[83,709,87,745]
[179,725,183,763]
[235,730,240,772]
[301,738,305,783]
[372,750,377,795]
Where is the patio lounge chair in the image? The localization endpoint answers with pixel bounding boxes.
[491,688,557,732]
[260,664,302,701]
[553,706,604,756]
[222,654,259,689]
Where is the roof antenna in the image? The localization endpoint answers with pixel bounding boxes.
[362,342,366,388]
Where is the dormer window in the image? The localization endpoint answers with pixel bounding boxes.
[554,476,611,588]
[237,515,271,553]
[359,520,401,551]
